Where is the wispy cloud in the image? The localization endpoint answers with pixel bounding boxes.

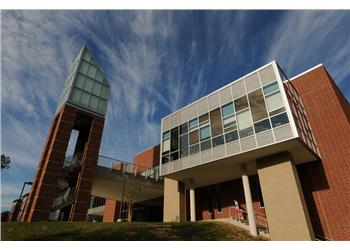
[264,11,350,87]
[1,10,349,211]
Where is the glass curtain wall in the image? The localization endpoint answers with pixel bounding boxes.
[161,70,291,164]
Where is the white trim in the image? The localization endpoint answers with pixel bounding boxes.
[272,62,299,139]
[289,64,323,81]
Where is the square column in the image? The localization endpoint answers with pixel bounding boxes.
[257,152,315,240]
[241,165,258,236]
[163,178,186,222]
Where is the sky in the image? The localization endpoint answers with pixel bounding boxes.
[1,10,350,211]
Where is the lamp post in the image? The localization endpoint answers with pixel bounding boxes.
[18,181,33,222]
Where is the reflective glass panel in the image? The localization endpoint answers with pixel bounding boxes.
[248,89,268,122]
[201,140,211,151]
[222,102,234,117]
[200,125,211,141]
[263,82,279,95]
[266,91,284,112]
[234,96,249,112]
[271,112,289,128]
[190,144,199,155]
[210,108,223,137]
[212,135,224,147]
[180,134,189,157]
[189,130,199,145]
[180,123,188,135]
[171,127,179,152]
[80,92,90,106]
[225,130,238,143]
[254,119,271,133]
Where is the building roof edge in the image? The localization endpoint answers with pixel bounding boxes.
[289,64,324,81]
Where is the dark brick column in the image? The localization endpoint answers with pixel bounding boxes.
[69,117,104,221]
[27,106,75,221]
[21,110,63,221]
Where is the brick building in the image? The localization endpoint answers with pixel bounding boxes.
[21,45,349,241]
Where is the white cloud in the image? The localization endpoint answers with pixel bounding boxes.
[264,11,350,86]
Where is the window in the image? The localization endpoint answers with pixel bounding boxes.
[200,140,211,151]
[225,130,238,143]
[170,151,179,161]
[189,118,199,131]
[180,134,189,157]
[200,125,211,141]
[180,123,188,135]
[248,89,268,122]
[265,91,284,112]
[210,108,223,137]
[237,109,254,138]
[162,155,170,164]
[162,131,170,153]
[190,144,199,155]
[212,135,224,147]
[263,81,279,95]
[234,95,249,112]
[199,113,209,125]
[171,127,179,152]
[271,112,289,128]
[223,115,236,129]
[189,130,199,145]
[254,119,271,133]
[269,107,285,116]
[222,102,235,117]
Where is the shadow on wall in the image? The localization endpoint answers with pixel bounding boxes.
[297,160,330,240]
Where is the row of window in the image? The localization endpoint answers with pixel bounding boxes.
[161,81,289,164]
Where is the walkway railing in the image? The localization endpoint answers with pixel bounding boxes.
[62,154,162,183]
[228,206,269,234]
[97,155,163,183]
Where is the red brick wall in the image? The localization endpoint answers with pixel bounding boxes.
[292,65,350,240]
[195,176,266,225]
[103,199,121,222]
[133,145,160,169]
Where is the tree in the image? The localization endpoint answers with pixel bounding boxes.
[124,183,141,223]
[1,154,11,170]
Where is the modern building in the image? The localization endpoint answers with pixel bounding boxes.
[20,45,349,241]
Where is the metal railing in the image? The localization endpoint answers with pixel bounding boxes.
[228,206,269,234]
[97,155,163,183]
[51,187,77,210]
[63,153,83,170]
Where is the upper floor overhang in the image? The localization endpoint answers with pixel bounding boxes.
[159,61,320,184]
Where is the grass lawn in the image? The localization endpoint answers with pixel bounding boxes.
[1,221,268,241]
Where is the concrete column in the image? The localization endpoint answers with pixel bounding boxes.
[257,152,315,240]
[163,178,186,222]
[241,165,258,236]
[189,188,196,222]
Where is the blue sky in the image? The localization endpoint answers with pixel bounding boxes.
[1,10,350,211]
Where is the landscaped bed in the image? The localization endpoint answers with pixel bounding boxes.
[1,221,267,241]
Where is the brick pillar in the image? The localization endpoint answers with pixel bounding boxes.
[21,108,69,222]
[69,117,104,221]
[24,105,75,221]
[9,200,22,222]
[103,199,121,222]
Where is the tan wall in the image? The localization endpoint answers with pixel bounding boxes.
[257,152,315,240]
[163,178,186,222]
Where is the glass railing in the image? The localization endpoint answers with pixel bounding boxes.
[62,154,163,183]
[97,155,162,183]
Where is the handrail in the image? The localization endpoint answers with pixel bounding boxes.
[228,206,269,234]
[97,155,162,183]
